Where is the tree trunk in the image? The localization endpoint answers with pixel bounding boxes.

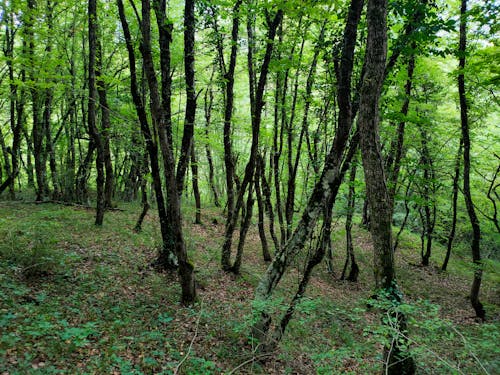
[134,152,150,233]
[442,139,462,271]
[255,156,272,261]
[458,0,485,321]
[257,154,280,252]
[358,0,415,372]
[190,143,202,224]
[26,0,48,201]
[393,172,414,252]
[213,0,243,219]
[341,160,359,282]
[419,127,436,266]
[88,0,105,226]
[386,54,416,210]
[203,80,220,207]
[175,0,197,196]
[232,183,255,274]
[96,41,114,209]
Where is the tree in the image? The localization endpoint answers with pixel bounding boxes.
[457,0,485,321]
[88,0,106,225]
[221,2,283,273]
[358,0,415,372]
[252,0,364,349]
[117,0,195,304]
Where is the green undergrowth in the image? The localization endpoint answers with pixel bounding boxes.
[0,201,498,374]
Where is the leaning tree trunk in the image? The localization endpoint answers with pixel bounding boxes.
[358,0,415,373]
[252,0,364,347]
[457,0,485,321]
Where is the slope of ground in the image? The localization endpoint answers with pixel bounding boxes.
[0,201,498,374]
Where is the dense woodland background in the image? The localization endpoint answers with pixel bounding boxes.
[0,0,498,373]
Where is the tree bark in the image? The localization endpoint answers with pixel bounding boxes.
[341,160,359,282]
[203,81,220,207]
[442,140,462,271]
[176,0,197,195]
[458,0,485,321]
[358,0,415,372]
[255,155,272,261]
[88,0,106,225]
[190,143,202,224]
[96,41,114,209]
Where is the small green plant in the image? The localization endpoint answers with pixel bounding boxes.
[185,356,219,375]
[59,321,98,349]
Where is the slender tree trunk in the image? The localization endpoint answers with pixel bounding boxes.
[273,56,287,245]
[175,0,197,196]
[190,144,202,224]
[393,173,414,252]
[442,139,463,271]
[26,0,48,201]
[231,183,255,274]
[284,30,306,240]
[214,0,243,219]
[3,8,23,199]
[150,0,179,269]
[285,21,327,243]
[75,141,95,204]
[358,0,415,372]
[134,149,150,232]
[419,128,436,266]
[386,54,416,209]
[88,0,105,225]
[458,0,485,321]
[139,0,196,304]
[258,154,280,252]
[255,156,272,261]
[203,81,220,207]
[96,41,114,209]
[341,161,359,282]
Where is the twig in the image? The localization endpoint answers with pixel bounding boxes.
[174,298,205,375]
[227,352,276,375]
[451,326,490,375]
[391,328,466,374]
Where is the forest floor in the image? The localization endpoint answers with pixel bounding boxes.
[0,200,498,374]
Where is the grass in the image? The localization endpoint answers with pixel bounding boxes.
[0,200,498,374]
